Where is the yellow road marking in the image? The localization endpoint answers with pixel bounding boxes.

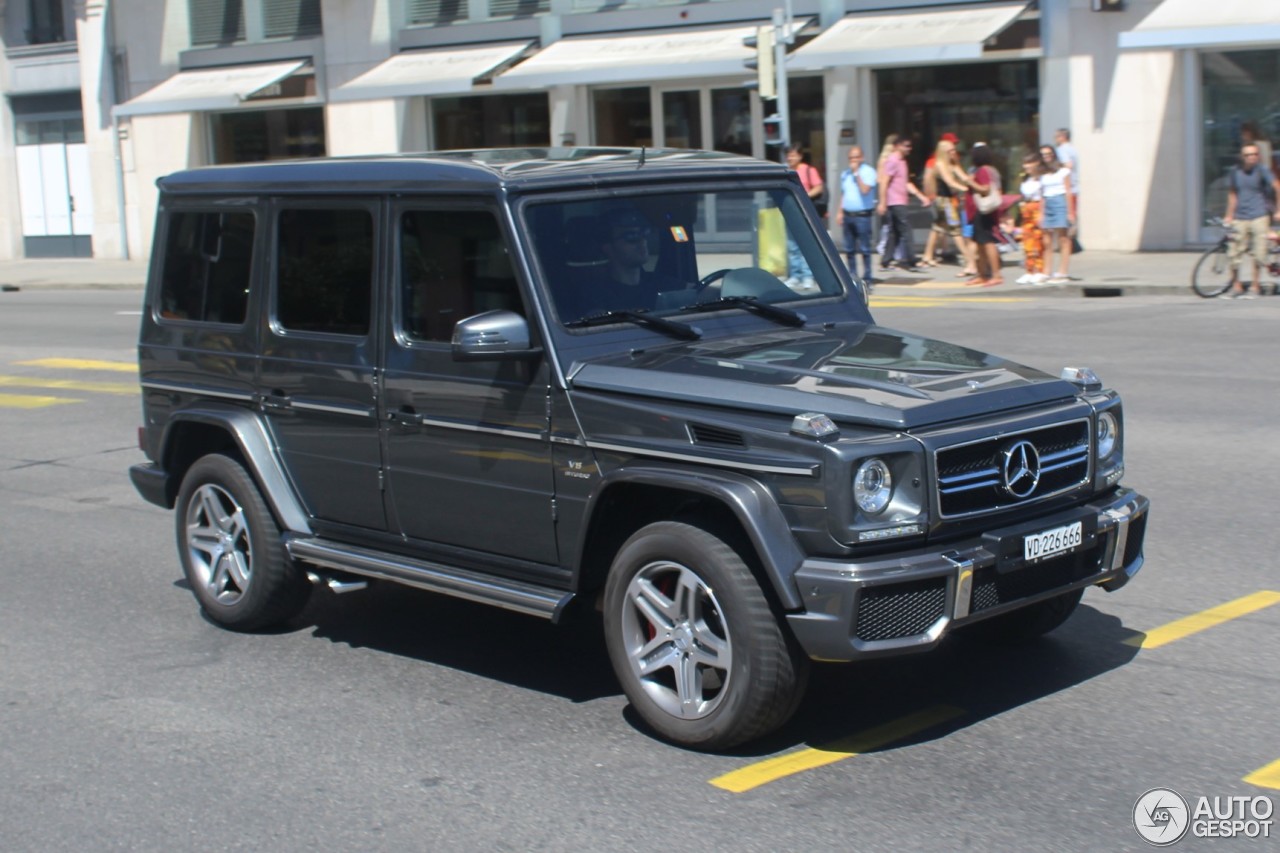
[709,705,965,793]
[0,392,82,409]
[0,375,137,395]
[1123,591,1280,650]
[1245,757,1280,790]
[14,357,137,373]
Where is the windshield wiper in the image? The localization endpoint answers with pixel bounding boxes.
[565,309,702,340]
[686,296,806,327]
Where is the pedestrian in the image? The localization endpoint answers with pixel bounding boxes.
[920,134,963,267]
[836,145,878,284]
[874,134,908,265]
[876,135,930,272]
[1015,152,1047,285]
[1054,127,1080,213]
[1038,144,1075,284]
[784,143,824,292]
[1225,141,1280,298]
[963,143,1004,286]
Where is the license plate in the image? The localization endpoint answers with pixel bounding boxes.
[1023,520,1083,564]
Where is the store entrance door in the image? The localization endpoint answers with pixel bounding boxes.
[15,120,94,258]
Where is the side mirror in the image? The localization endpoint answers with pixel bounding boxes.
[451,310,543,361]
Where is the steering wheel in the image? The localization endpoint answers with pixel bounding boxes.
[696,268,732,292]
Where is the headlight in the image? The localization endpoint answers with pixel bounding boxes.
[854,457,893,515]
[1097,411,1119,459]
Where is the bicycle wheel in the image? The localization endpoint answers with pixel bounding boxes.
[1191,243,1232,298]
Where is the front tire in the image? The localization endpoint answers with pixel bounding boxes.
[602,521,808,750]
[175,453,309,631]
[1191,243,1232,298]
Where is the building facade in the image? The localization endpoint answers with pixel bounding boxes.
[0,0,1275,261]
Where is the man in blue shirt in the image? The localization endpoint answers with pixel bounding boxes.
[837,145,878,284]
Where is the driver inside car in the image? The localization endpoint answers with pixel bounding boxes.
[569,208,684,319]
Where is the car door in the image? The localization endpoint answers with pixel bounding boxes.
[258,198,388,532]
[381,201,559,570]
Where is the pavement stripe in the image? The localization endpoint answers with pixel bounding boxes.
[0,375,137,395]
[0,392,82,409]
[14,357,137,373]
[709,705,965,793]
[1123,591,1280,650]
[1244,757,1280,790]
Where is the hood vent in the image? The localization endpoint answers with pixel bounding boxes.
[688,423,747,448]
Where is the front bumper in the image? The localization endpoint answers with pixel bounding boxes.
[786,487,1149,662]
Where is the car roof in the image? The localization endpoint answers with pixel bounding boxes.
[157,147,791,195]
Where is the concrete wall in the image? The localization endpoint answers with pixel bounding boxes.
[1043,0,1185,250]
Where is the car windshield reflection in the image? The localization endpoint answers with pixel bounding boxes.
[525,187,844,328]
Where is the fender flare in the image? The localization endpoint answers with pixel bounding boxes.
[581,465,806,611]
[161,404,312,536]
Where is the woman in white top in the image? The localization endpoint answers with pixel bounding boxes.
[1038,145,1075,283]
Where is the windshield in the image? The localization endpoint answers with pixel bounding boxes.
[524,187,845,328]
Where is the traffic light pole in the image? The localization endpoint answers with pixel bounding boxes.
[772,7,790,162]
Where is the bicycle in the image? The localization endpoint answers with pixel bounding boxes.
[1191,217,1280,298]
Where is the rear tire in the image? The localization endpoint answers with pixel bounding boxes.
[175,453,309,631]
[602,521,808,750]
[1191,243,1232,298]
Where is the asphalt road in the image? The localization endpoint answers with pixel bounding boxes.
[1,289,1277,852]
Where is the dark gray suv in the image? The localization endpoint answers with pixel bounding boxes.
[131,148,1149,749]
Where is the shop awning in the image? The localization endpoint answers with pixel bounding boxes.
[114,60,309,117]
[332,42,534,102]
[1118,0,1280,50]
[493,24,760,89]
[789,2,1027,70]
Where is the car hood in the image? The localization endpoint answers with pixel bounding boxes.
[566,324,1078,430]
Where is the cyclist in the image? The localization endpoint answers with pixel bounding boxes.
[1225,142,1280,298]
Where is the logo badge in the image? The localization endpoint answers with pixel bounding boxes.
[1133,788,1190,846]
[1000,439,1041,498]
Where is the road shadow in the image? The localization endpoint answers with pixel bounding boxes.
[298,581,619,704]
[726,601,1141,758]
[291,577,1141,755]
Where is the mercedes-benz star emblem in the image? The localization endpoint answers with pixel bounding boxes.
[1001,439,1041,498]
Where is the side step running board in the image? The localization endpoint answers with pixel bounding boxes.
[286,536,574,622]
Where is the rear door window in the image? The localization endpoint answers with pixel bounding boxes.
[158,211,255,324]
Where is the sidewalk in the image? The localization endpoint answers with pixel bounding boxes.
[0,249,1207,297]
[869,248,1203,298]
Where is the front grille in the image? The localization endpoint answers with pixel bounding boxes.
[936,420,1090,518]
[854,577,948,641]
[970,542,1105,614]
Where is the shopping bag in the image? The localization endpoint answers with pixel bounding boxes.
[757,208,788,277]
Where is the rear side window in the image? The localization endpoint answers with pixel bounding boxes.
[276,208,374,336]
[158,211,255,324]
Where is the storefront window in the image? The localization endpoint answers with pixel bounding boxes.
[789,76,825,175]
[210,107,326,164]
[876,61,1039,188]
[662,90,702,149]
[711,87,751,156]
[1201,49,1280,222]
[594,87,652,146]
[432,94,550,149]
